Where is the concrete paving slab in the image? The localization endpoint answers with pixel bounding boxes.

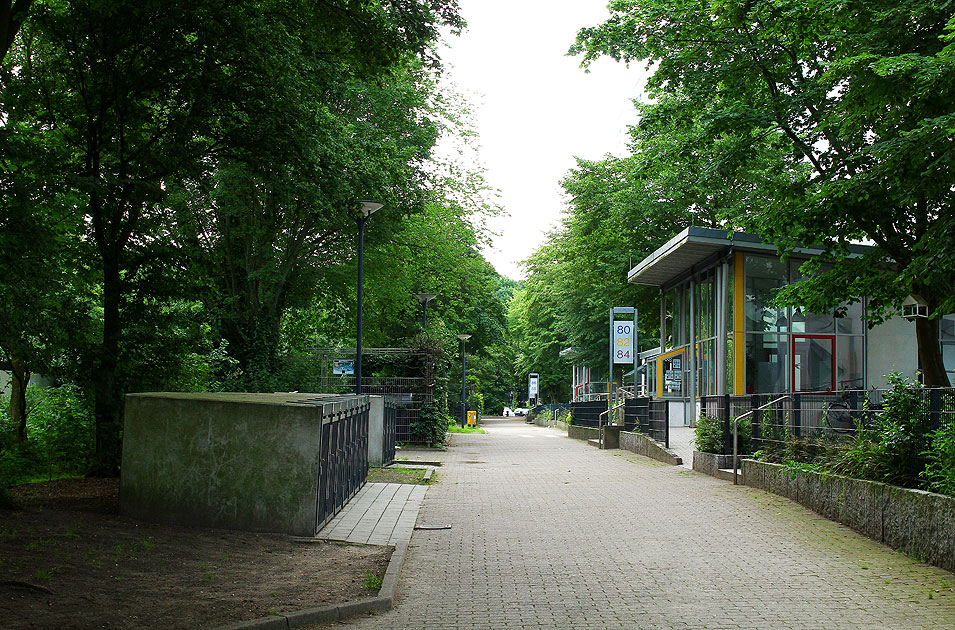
[312,417,955,630]
[318,482,428,546]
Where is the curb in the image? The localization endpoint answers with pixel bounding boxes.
[213,539,409,630]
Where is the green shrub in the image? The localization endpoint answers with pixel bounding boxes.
[695,414,751,454]
[411,401,447,447]
[832,373,931,488]
[923,401,955,496]
[0,385,94,488]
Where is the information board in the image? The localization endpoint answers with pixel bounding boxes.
[612,321,635,364]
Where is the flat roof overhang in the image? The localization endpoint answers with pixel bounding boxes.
[627,226,869,288]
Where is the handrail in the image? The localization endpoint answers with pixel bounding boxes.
[598,401,627,448]
[732,395,791,485]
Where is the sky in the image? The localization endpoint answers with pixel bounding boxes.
[438,1,652,280]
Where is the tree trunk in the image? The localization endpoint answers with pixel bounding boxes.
[8,352,30,441]
[915,316,951,388]
[90,252,123,477]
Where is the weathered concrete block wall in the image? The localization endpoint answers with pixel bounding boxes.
[121,392,364,537]
[620,431,683,466]
[568,425,599,441]
[533,415,569,433]
[692,451,737,477]
[742,459,955,573]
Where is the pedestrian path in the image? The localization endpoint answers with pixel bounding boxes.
[314,417,955,630]
[318,482,427,546]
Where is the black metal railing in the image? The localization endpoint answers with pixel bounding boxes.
[625,397,669,446]
[699,388,955,456]
[383,399,397,466]
[317,401,369,529]
[569,400,609,427]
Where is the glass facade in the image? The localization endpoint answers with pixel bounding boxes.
[658,252,869,399]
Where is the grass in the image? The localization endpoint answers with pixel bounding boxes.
[448,425,485,434]
[367,466,429,485]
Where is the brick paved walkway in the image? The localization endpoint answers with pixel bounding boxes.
[318,418,955,629]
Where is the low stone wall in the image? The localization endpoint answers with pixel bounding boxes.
[533,415,569,433]
[620,431,682,466]
[742,459,955,573]
[692,451,741,477]
[568,425,599,441]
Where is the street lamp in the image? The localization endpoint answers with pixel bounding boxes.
[355,200,383,396]
[458,334,471,427]
[413,293,437,329]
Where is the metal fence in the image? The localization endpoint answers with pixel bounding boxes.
[700,388,955,456]
[317,400,369,529]
[382,399,397,466]
[307,347,437,445]
[569,400,609,427]
[625,397,669,446]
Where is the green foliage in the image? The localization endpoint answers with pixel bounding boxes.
[0,385,94,488]
[573,0,955,386]
[924,396,955,496]
[363,571,383,592]
[694,415,724,454]
[695,414,752,455]
[410,401,447,447]
[831,374,932,487]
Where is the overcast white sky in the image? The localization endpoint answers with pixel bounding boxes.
[438,1,652,280]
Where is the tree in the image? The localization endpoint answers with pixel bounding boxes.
[0,0,31,66]
[574,0,955,386]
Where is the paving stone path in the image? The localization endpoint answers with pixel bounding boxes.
[328,418,955,629]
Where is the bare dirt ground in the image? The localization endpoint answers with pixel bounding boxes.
[0,478,391,630]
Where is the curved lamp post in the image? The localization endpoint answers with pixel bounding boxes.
[355,200,383,396]
[413,293,437,329]
[458,334,471,427]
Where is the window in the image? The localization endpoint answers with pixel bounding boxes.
[745,256,788,333]
[746,333,788,394]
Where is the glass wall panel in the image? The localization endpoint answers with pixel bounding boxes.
[837,300,864,334]
[837,336,865,390]
[745,333,788,394]
[745,256,788,333]
[943,344,955,375]
[664,290,675,348]
[697,273,715,340]
[941,314,955,341]
[660,352,685,397]
[791,308,834,334]
[726,261,735,335]
[726,335,735,395]
[698,338,717,396]
[793,336,835,392]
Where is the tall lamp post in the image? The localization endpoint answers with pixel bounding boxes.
[355,200,383,396]
[458,334,471,427]
[413,293,437,329]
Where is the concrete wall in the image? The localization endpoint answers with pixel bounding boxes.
[121,392,364,537]
[620,431,683,466]
[867,314,919,388]
[368,396,385,467]
[568,425,599,441]
[742,459,955,573]
[533,415,569,433]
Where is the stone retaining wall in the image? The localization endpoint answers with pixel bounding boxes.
[742,459,955,573]
[619,431,682,466]
[533,415,569,433]
[692,451,739,477]
[568,425,599,441]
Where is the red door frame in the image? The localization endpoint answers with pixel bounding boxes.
[791,334,836,392]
